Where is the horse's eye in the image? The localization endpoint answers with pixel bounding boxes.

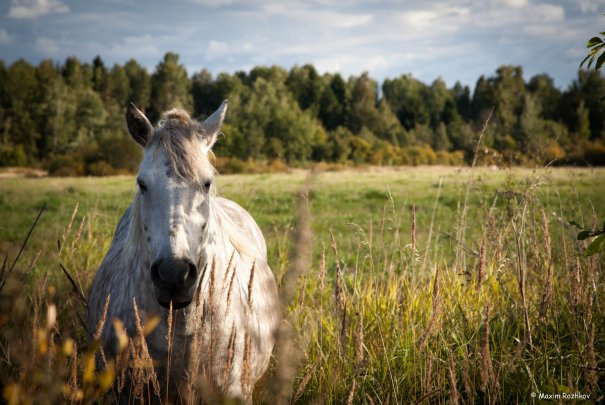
[203,180,212,191]
[137,180,148,193]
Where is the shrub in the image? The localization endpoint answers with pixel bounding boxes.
[46,154,85,177]
[214,157,246,174]
[400,145,438,166]
[86,160,115,176]
[0,144,27,167]
[435,150,465,165]
[583,140,605,165]
[267,159,289,173]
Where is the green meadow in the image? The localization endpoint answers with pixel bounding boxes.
[0,166,604,403]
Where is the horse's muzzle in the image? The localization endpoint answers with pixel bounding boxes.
[150,257,198,310]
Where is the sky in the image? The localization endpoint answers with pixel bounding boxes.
[1,0,604,89]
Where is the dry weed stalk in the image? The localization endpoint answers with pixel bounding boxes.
[67,342,79,401]
[241,330,251,397]
[209,256,216,316]
[421,178,443,273]
[293,363,316,402]
[225,264,237,314]
[538,209,554,324]
[346,378,357,405]
[188,302,206,397]
[448,351,460,405]
[541,209,552,259]
[340,302,348,343]
[411,204,418,256]
[330,230,347,339]
[461,352,473,404]
[417,267,441,351]
[0,202,46,295]
[572,257,582,307]
[222,250,236,284]
[132,298,160,398]
[355,313,364,365]
[94,294,110,340]
[273,184,312,404]
[538,262,553,324]
[318,242,326,293]
[70,215,86,253]
[222,322,236,386]
[247,260,256,308]
[512,203,532,346]
[585,310,597,393]
[480,305,493,394]
[298,270,307,307]
[454,108,494,272]
[59,202,79,255]
[425,352,434,394]
[94,294,110,367]
[113,319,129,393]
[477,233,486,288]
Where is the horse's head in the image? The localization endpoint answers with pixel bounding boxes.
[126,101,227,310]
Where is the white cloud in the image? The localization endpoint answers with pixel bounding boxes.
[0,0,592,89]
[522,25,557,36]
[202,39,260,62]
[8,0,69,19]
[0,29,12,44]
[399,10,439,29]
[493,0,528,8]
[206,40,230,60]
[572,0,605,13]
[314,54,389,76]
[534,3,564,22]
[34,37,59,54]
[187,0,236,6]
[108,34,161,59]
[323,12,373,28]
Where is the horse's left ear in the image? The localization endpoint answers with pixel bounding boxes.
[199,100,228,149]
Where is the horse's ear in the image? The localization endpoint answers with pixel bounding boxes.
[126,103,153,147]
[200,100,228,149]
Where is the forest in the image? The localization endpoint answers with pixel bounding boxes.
[1,52,604,175]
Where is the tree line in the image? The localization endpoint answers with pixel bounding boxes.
[1,52,604,175]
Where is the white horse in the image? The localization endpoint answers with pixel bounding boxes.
[87,101,279,403]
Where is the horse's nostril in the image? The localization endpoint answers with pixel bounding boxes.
[151,258,197,289]
[186,261,197,282]
[150,259,162,284]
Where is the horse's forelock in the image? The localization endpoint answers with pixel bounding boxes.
[147,109,214,182]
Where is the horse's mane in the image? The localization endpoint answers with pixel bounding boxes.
[149,109,215,183]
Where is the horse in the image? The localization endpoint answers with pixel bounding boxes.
[86,101,280,403]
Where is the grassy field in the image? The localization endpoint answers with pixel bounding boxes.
[0,166,604,403]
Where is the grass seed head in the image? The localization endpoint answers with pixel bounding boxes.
[318,242,326,293]
[94,294,110,340]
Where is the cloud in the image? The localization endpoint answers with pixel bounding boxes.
[493,0,528,8]
[0,0,594,89]
[534,3,565,22]
[314,54,389,76]
[206,40,230,60]
[0,29,12,44]
[8,0,69,19]
[34,37,59,54]
[108,34,162,59]
[186,0,236,6]
[571,0,605,13]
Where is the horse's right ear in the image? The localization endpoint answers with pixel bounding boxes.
[126,103,153,147]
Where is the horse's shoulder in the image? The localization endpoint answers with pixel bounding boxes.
[215,197,252,218]
[214,196,267,259]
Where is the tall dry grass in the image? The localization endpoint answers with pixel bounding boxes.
[1,165,604,403]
